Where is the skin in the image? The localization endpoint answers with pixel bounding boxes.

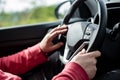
[40,25,68,53]
[40,25,101,79]
[71,49,101,79]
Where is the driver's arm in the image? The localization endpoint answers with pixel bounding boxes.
[52,49,101,80]
[52,62,89,80]
[0,43,48,75]
[0,25,67,75]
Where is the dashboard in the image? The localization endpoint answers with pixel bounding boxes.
[97,0,120,77]
[105,0,120,3]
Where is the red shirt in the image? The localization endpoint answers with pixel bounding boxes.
[0,43,89,80]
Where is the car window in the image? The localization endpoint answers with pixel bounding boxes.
[0,0,67,27]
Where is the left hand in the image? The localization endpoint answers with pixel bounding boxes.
[71,49,101,79]
[40,25,68,53]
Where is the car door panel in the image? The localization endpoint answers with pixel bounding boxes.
[0,21,61,57]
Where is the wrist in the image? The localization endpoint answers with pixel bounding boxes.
[39,43,48,58]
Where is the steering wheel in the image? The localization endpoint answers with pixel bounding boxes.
[59,0,107,64]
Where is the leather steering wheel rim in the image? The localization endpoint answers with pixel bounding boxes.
[59,0,107,64]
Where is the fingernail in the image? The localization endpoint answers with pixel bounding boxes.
[81,49,86,53]
[58,25,61,27]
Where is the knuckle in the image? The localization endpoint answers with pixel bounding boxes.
[54,31,59,35]
[94,66,97,71]
[93,59,97,64]
[96,51,101,55]
[92,66,97,72]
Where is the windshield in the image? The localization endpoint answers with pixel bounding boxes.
[0,0,66,27]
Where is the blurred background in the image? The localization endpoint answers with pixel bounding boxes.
[0,0,66,27]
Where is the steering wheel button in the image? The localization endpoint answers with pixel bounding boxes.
[84,35,90,40]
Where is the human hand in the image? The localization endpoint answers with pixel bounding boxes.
[70,49,101,79]
[40,25,68,53]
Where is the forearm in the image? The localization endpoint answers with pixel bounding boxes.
[52,62,89,80]
[0,43,48,75]
[0,69,22,80]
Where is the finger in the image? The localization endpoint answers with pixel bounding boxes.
[49,25,61,34]
[50,42,64,51]
[50,25,68,34]
[80,49,86,54]
[49,28,68,41]
[88,51,101,58]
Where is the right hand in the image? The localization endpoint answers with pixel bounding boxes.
[40,25,68,53]
[70,49,101,79]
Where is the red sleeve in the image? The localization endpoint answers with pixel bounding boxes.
[0,43,48,75]
[52,62,89,80]
[0,69,22,80]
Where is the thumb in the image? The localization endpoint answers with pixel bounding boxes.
[50,42,64,51]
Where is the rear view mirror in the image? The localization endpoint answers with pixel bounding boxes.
[55,1,71,19]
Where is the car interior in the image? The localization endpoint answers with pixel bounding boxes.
[0,0,120,80]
